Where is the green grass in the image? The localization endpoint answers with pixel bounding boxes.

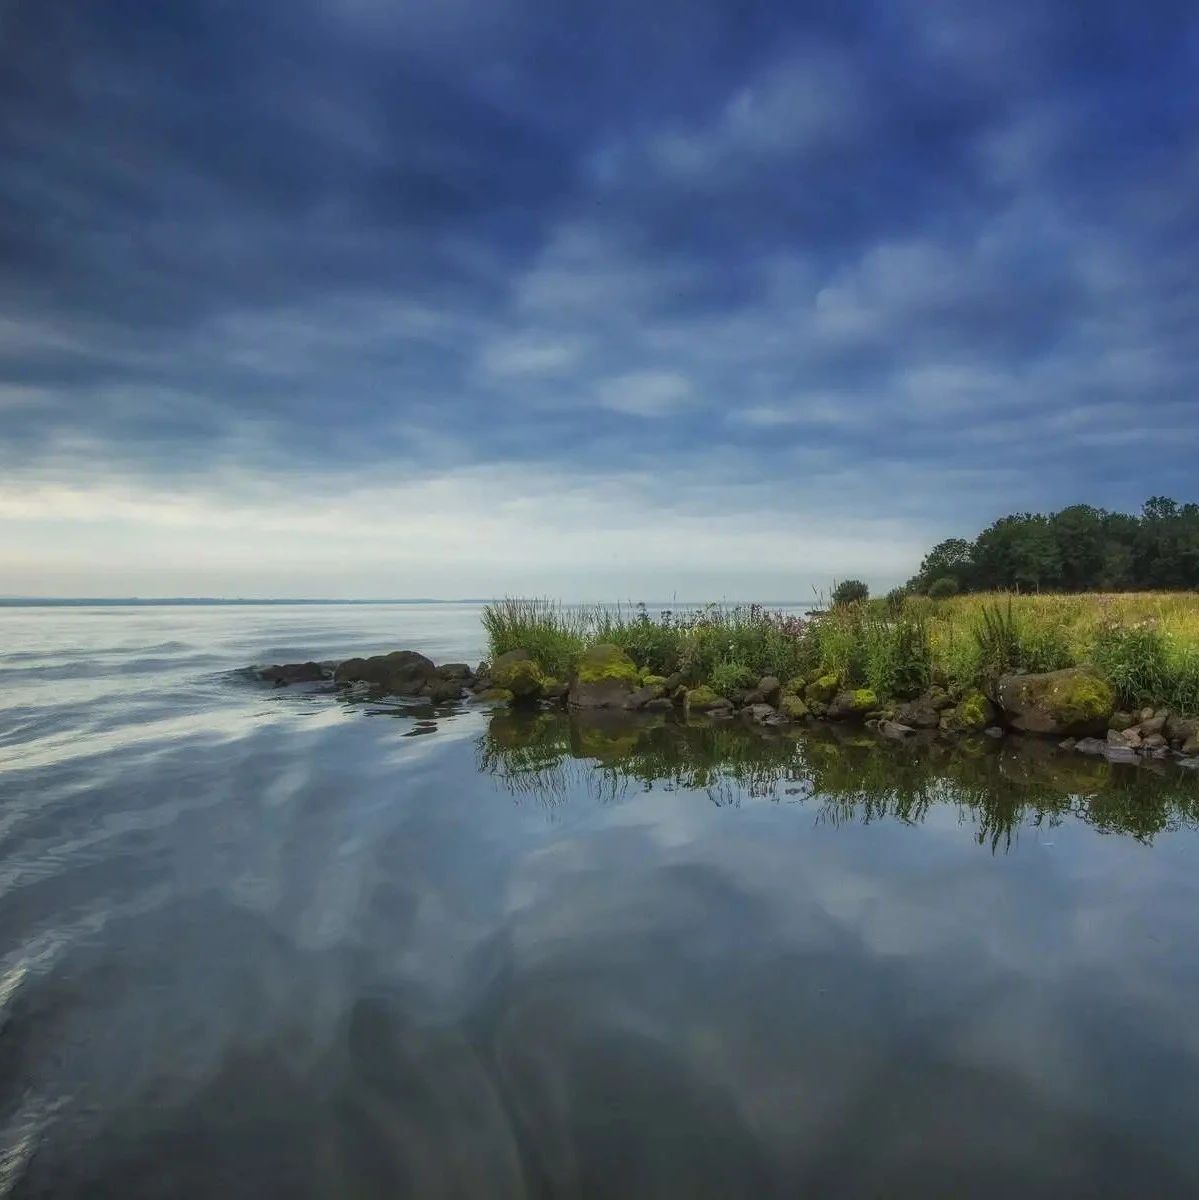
[482,592,1199,716]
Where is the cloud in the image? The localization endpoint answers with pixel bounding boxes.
[0,0,1196,593]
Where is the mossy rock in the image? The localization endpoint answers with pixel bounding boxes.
[640,673,667,687]
[686,685,731,712]
[941,689,996,733]
[569,643,640,708]
[996,667,1115,736]
[780,694,810,720]
[476,687,514,703]
[491,649,547,700]
[804,673,840,705]
[827,688,878,721]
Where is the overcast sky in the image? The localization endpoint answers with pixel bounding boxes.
[1,1,1196,598]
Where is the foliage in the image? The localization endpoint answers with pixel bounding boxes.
[928,576,959,599]
[710,659,756,696]
[908,497,1199,594]
[831,578,869,607]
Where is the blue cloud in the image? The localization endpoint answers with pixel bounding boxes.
[0,0,1197,592]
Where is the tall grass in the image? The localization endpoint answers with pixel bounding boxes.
[483,592,1199,715]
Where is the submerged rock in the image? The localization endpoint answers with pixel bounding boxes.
[569,643,640,709]
[259,661,329,685]
[940,690,996,733]
[893,698,942,729]
[995,667,1115,736]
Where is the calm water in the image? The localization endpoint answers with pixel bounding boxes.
[2,603,1199,1198]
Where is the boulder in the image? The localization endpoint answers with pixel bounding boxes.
[1141,732,1168,752]
[491,650,546,701]
[334,650,436,695]
[1108,711,1136,732]
[476,687,514,703]
[436,662,473,680]
[569,643,640,709]
[779,694,809,720]
[995,667,1115,736]
[1108,727,1141,750]
[623,683,666,710]
[1183,734,1199,756]
[1073,737,1107,757]
[685,686,733,713]
[827,689,878,721]
[804,673,840,705]
[426,679,465,703]
[940,690,996,734]
[745,703,776,723]
[893,698,942,729]
[756,676,782,704]
[1138,714,1167,737]
[879,720,915,740]
[644,697,674,712]
[259,661,327,685]
[1165,715,1199,746]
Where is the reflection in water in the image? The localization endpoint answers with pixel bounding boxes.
[480,710,1199,850]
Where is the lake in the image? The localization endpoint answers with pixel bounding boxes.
[2,603,1199,1197]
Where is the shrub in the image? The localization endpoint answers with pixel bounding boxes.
[885,587,909,615]
[928,576,959,599]
[972,598,1022,681]
[831,579,869,607]
[861,612,931,699]
[710,659,756,697]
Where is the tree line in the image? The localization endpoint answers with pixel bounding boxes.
[909,497,1199,595]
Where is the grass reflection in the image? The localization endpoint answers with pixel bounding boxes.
[478,710,1199,848]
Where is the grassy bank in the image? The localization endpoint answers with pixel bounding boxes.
[482,593,1199,716]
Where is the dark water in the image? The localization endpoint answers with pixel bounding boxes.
[3,605,1199,1198]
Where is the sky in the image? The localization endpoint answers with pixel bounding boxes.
[1,1,1196,599]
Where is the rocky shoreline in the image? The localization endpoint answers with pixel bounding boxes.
[256,644,1199,769]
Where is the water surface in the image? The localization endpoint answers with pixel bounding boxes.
[2,603,1199,1197]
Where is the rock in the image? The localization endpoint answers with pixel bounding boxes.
[1182,734,1199,756]
[745,703,776,723]
[541,679,569,702]
[804,673,840,705]
[663,672,684,693]
[1073,737,1108,756]
[1108,728,1141,749]
[1139,706,1156,723]
[476,687,514,703]
[1178,757,1199,770]
[940,689,996,733]
[894,699,942,729]
[1104,745,1139,764]
[1108,711,1136,732]
[1138,714,1167,737]
[927,688,954,712]
[779,694,809,720]
[879,720,916,740]
[1165,715,1199,746]
[995,667,1116,736]
[425,679,464,703]
[568,644,640,708]
[259,661,327,685]
[984,726,1005,739]
[436,662,473,680]
[623,683,666,710]
[644,697,674,712]
[1058,738,1077,751]
[1141,732,1168,752]
[685,686,732,713]
[491,650,547,701]
[756,676,782,704]
[334,650,436,695]
[827,689,878,721]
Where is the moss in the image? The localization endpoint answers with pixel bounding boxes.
[942,688,995,733]
[576,643,640,685]
[804,673,840,704]
[641,673,667,687]
[491,656,546,699]
[851,688,878,712]
[686,685,727,711]
[476,687,514,703]
[782,677,806,696]
[1046,671,1116,727]
[780,694,809,720]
